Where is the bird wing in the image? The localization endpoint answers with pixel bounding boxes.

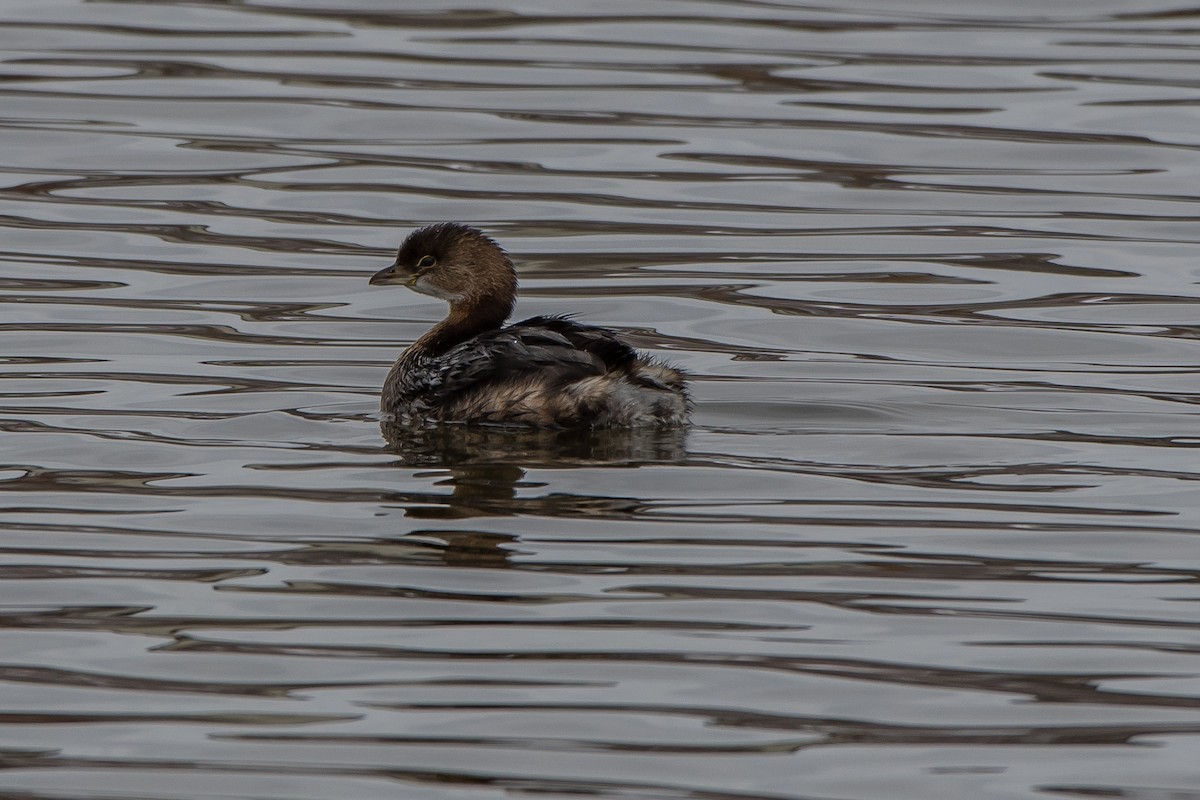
[509,315,638,370]
[415,316,637,410]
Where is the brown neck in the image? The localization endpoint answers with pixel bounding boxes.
[405,293,513,360]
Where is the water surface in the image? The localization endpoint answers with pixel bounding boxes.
[3,1,1200,798]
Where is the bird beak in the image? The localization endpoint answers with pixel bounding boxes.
[369,262,407,286]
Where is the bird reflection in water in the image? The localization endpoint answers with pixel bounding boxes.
[378,422,688,568]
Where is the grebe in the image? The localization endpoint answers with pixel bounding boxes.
[369,223,689,428]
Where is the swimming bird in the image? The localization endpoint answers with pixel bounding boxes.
[369,222,689,428]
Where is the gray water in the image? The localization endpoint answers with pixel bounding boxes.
[2,1,1200,798]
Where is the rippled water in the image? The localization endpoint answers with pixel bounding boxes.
[3,1,1200,798]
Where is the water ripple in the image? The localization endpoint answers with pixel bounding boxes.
[2,2,1200,799]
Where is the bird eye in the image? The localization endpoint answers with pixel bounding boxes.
[416,255,436,269]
